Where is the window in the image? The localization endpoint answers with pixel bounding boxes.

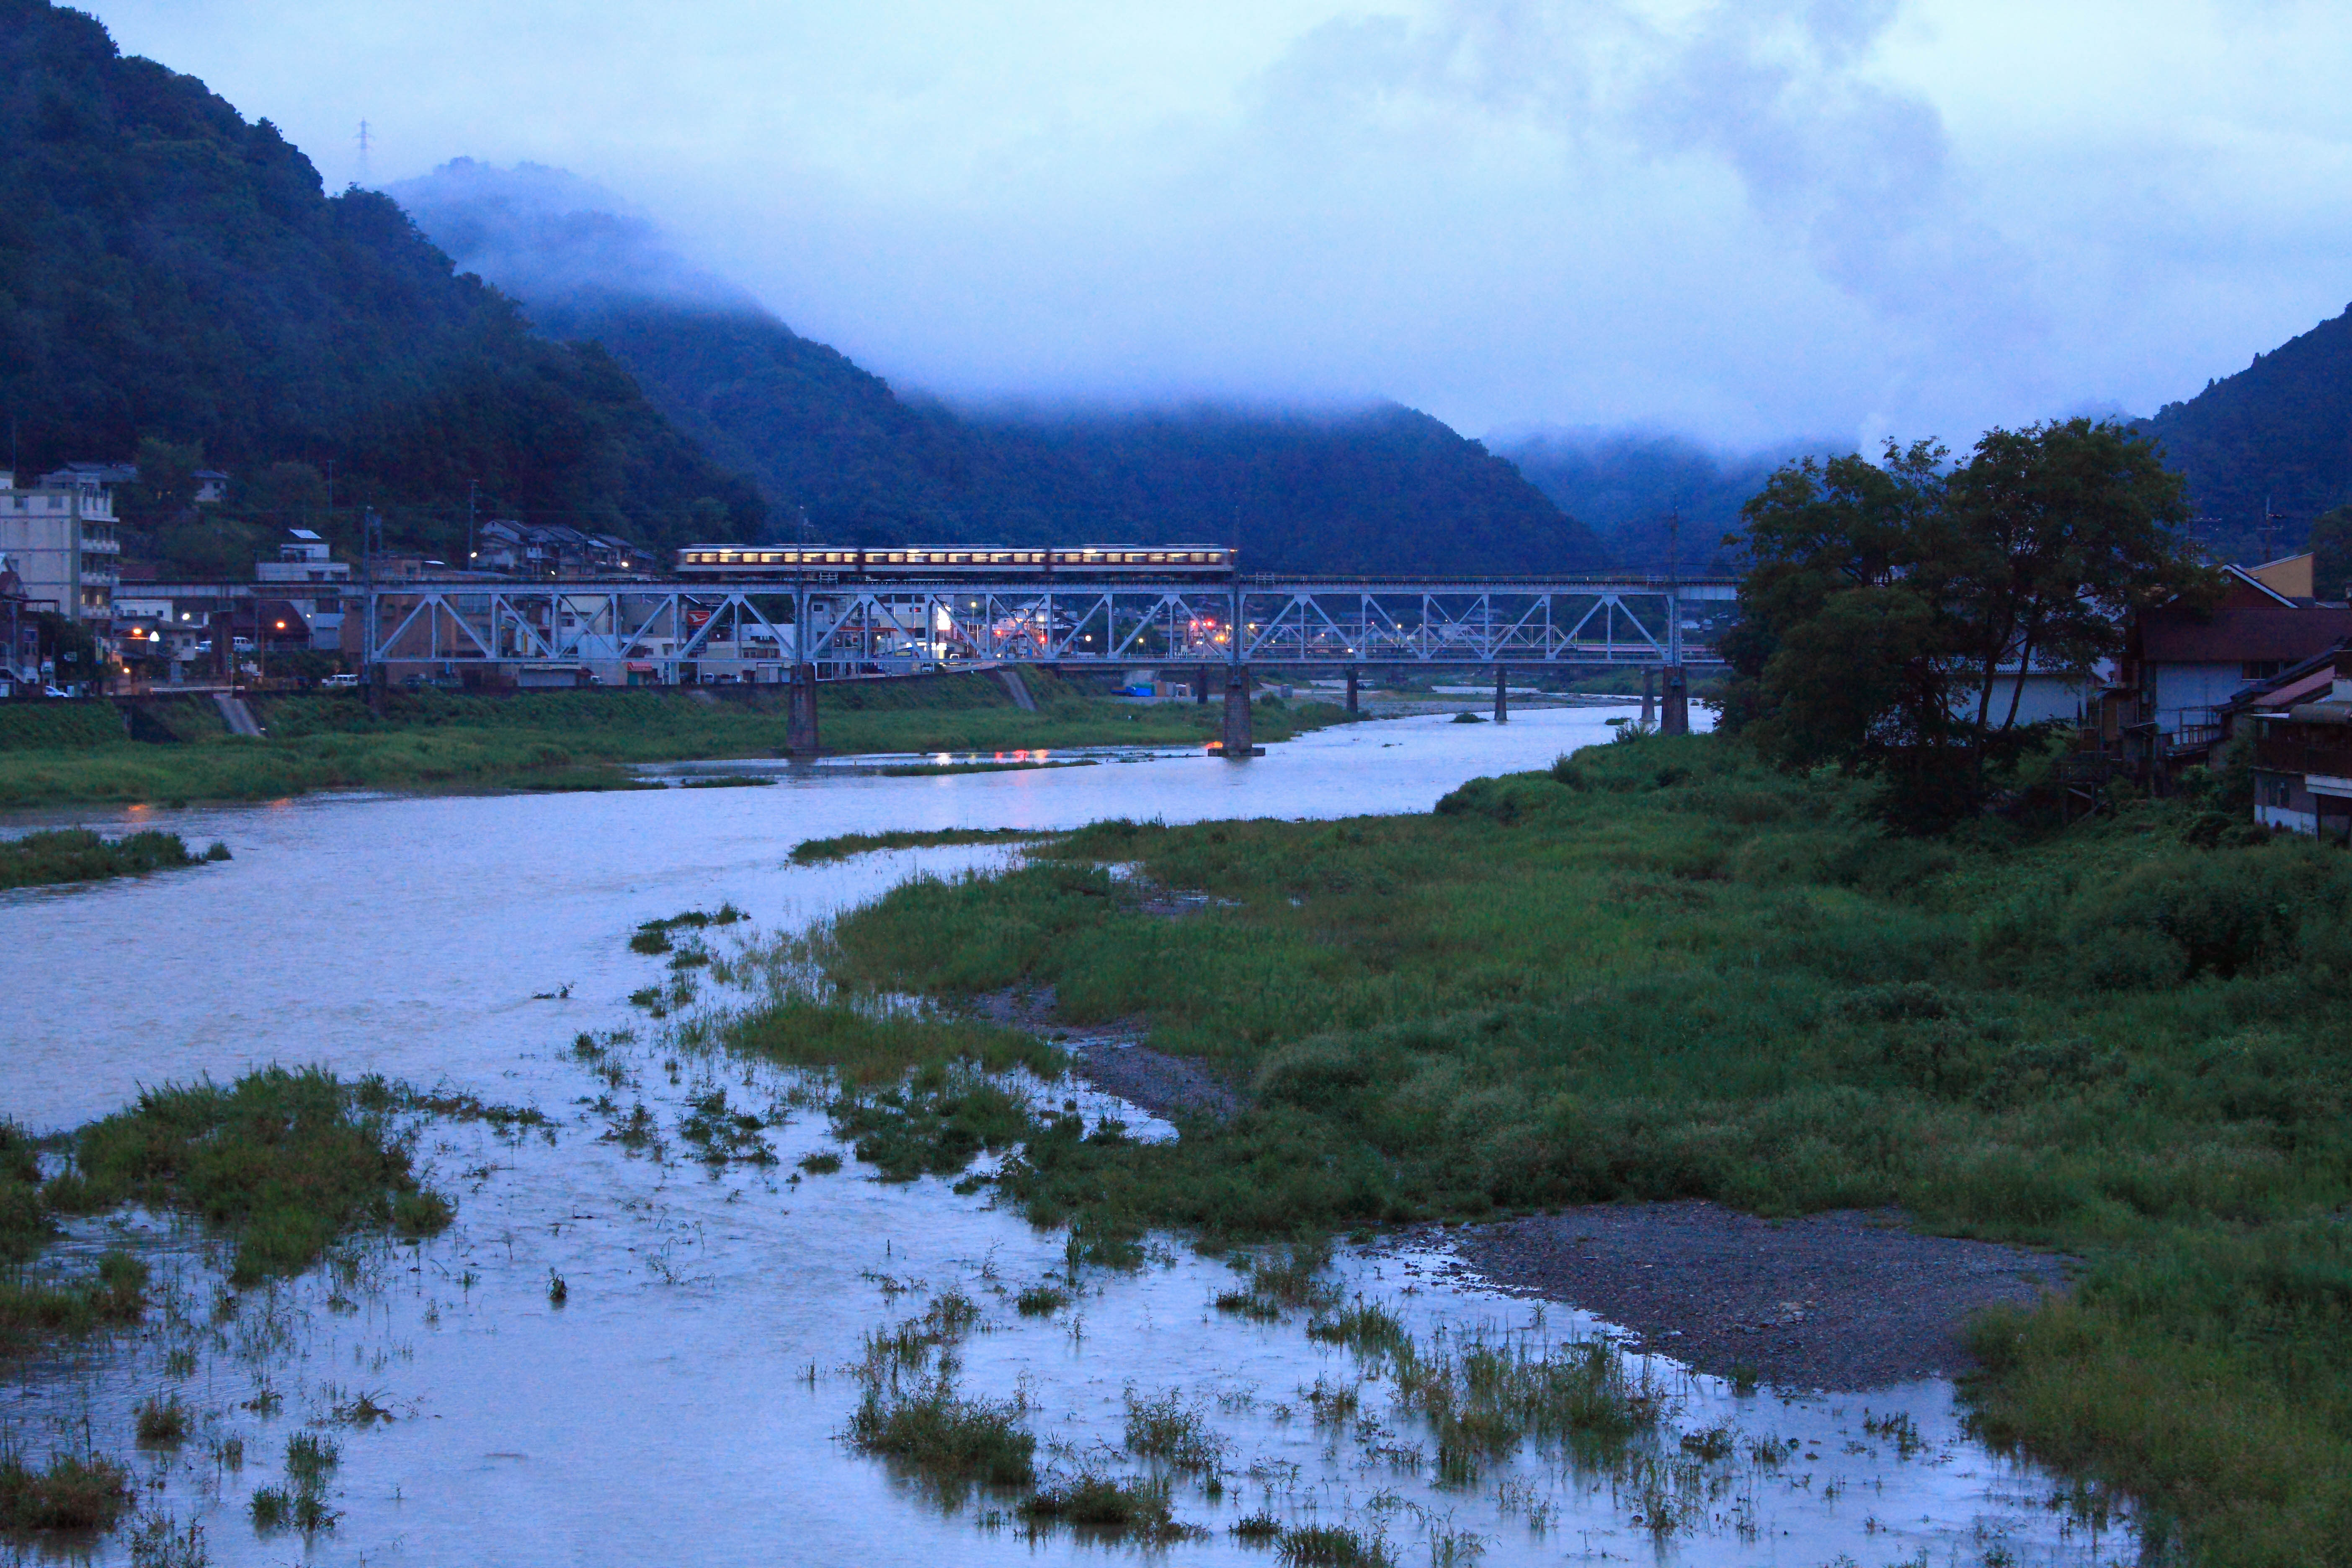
[2244,660,2285,680]
[2263,776,2293,808]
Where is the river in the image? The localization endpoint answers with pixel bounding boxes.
[0,707,2130,1566]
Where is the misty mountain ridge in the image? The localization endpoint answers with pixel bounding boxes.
[0,3,764,561]
[392,159,1606,575]
[1494,429,1846,575]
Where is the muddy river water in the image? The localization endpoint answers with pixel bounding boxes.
[2,709,2133,1565]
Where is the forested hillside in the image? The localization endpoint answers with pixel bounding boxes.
[2139,303,2352,554]
[395,161,1602,575]
[0,0,763,561]
[1498,430,1836,573]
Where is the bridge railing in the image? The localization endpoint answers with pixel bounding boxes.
[359,575,1732,680]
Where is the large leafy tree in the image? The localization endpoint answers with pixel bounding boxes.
[1721,420,2205,825]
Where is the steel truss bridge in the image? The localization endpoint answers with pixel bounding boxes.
[361,575,1737,681]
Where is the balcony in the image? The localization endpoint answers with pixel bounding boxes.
[2255,734,2352,779]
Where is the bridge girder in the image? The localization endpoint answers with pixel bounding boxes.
[361,576,1733,677]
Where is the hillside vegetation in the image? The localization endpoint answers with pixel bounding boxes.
[2139,304,2352,550]
[0,0,763,554]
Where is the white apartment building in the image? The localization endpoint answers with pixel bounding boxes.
[0,470,118,628]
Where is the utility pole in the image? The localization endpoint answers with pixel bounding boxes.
[467,479,477,568]
[356,120,372,184]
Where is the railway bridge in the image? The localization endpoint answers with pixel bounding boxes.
[359,572,1738,756]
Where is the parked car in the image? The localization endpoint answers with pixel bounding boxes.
[321,673,360,689]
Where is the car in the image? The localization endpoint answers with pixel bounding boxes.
[321,673,360,689]
[42,686,70,698]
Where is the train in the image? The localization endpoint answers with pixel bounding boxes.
[673,543,1235,580]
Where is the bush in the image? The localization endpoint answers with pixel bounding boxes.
[2066,841,2352,981]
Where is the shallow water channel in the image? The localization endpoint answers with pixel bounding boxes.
[2,709,2133,1566]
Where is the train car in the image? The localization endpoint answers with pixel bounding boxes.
[673,544,1234,580]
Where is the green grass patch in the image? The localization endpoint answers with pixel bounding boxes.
[0,828,224,891]
[791,828,1050,865]
[755,731,2352,1566]
[0,674,1356,807]
[52,1067,453,1284]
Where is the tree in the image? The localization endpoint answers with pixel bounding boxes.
[1942,419,2202,745]
[1720,421,2210,827]
[2311,503,2352,601]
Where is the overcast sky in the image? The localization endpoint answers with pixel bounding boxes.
[81,0,2352,451]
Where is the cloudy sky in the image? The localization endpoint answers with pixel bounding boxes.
[82,0,2352,450]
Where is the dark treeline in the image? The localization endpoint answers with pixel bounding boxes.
[0,0,764,564]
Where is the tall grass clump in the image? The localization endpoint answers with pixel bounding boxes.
[0,828,209,890]
[1016,1472,1186,1539]
[0,1451,133,1532]
[53,1067,452,1284]
[846,1373,1036,1493]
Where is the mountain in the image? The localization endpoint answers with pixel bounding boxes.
[391,160,1604,575]
[0,1,764,562]
[2140,304,2352,554]
[1497,430,1837,574]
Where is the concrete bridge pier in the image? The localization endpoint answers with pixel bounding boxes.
[1195,665,1210,705]
[1345,666,1359,715]
[1493,665,1509,724]
[1220,665,1254,756]
[787,663,821,757]
[1661,665,1690,736]
[1641,667,1656,728]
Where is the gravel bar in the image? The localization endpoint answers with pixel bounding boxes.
[1442,1200,2073,1390]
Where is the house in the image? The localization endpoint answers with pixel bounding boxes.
[0,469,118,631]
[2121,564,2352,755]
[2249,650,2352,839]
[38,461,139,493]
[471,519,647,578]
[256,529,351,585]
[193,469,230,504]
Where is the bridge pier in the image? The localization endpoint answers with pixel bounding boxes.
[1661,665,1689,737]
[1220,665,1254,757]
[1345,666,1359,714]
[1493,665,1509,724]
[1195,665,1210,705]
[1641,667,1655,728]
[787,663,820,757]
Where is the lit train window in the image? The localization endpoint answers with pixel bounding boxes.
[759,552,782,564]
[1148,553,1167,564]
[886,552,907,564]
[824,552,845,564]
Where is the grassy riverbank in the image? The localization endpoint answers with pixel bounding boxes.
[739,732,2349,1566]
[0,673,1353,807]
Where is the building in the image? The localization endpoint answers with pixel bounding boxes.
[256,529,351,586]
[2249,650,2352,838]
[193,469,230,504]
[2121,564,2352,755]
[471,519,647,578]
[0,469,118,632]
[0,557,42,687]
